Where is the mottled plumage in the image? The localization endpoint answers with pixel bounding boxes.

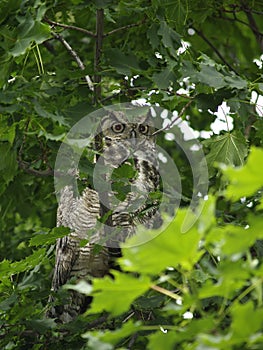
[47,111,161,322]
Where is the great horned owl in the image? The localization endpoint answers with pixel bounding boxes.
[47,110,161,323]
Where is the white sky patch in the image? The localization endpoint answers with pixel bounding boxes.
[178,120,200,140]
[161,109,169,119]
[165,132,176,141]
[158,152,168,163]
[200,130,213,139]
[253,54,263,69]
[210,102,234,134]
[190,143,201,151]
[155,52,163,59]
[240,197,246,203]
[177,77,195,96]
[183,311,194,319]
[188,28,195,36]
[177,41,191,55]
[160,326,168,333]
[251,91,263,117]
[132,98,149,106]
[150,106,157,117]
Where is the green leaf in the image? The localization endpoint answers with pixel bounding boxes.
[25,318,56,333]
[10,20,50,57]
[105,48,140,75]
[147,24,160,49]
[207,225,256,255]
[195,63,225,89]
[204,131,248,174]
[112,162,136,180]
[223,147,263,201]
[152,66,177,89]
[29,227,70,247]
[0,143,18,185]
[0,249,46,278]
[197,195,216,234]
[147,330,178,350]
[89,271,151,316]
[64,280,93,295]
[120,209,204,274]
[83,320,141,345]
[231,302,263,343]
[0,120,16,144]
[81,335,113,350]
[34,102,69,126]
[199,260,250,299]
[206,213,263,256]
[158,21,181,57]
[224,74,247,90]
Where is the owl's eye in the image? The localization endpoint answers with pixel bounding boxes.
[139,124,149,134]
[111,123,125,133]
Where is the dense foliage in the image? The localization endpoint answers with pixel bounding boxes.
[1,0,263,348]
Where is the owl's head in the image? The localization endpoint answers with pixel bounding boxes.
[94,110,156,167]
[98,111,156,146]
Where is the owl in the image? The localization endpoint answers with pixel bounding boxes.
[46,110,161,323]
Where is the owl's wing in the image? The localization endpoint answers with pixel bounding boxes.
[51,186,78,291]
[51,235,78,291]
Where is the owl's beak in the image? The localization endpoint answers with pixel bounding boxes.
[130,130,137,146]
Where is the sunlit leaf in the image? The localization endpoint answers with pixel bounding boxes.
[120,210,204,274]
[83,320,141,345]
[223,147,263,200]
[89,271,151,316]
[231,302,263,343]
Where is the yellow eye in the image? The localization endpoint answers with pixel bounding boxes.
[139,124,149,134]
[111,123,125,133]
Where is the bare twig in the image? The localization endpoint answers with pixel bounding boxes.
[152,99,194,135]
[52,32,94,91]
[85,314,108,329]
[217,13,263,38]
[104,20,144,37]
[93,9,104,103]
[242,5,263,51]
[193,27,238,75]
[127,333,138,349]
[18,160,54,177]
[43,17,96,37]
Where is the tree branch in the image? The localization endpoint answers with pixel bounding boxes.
[43,17,96,38]
[52,32,94,91]
[93,9,104,104]
[104,20,144,37]
[18,160,54,177]
[152,99,194,135]
[242,5,263,52]
[193,27,238,75]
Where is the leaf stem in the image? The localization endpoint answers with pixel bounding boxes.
[151,284,182,301]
